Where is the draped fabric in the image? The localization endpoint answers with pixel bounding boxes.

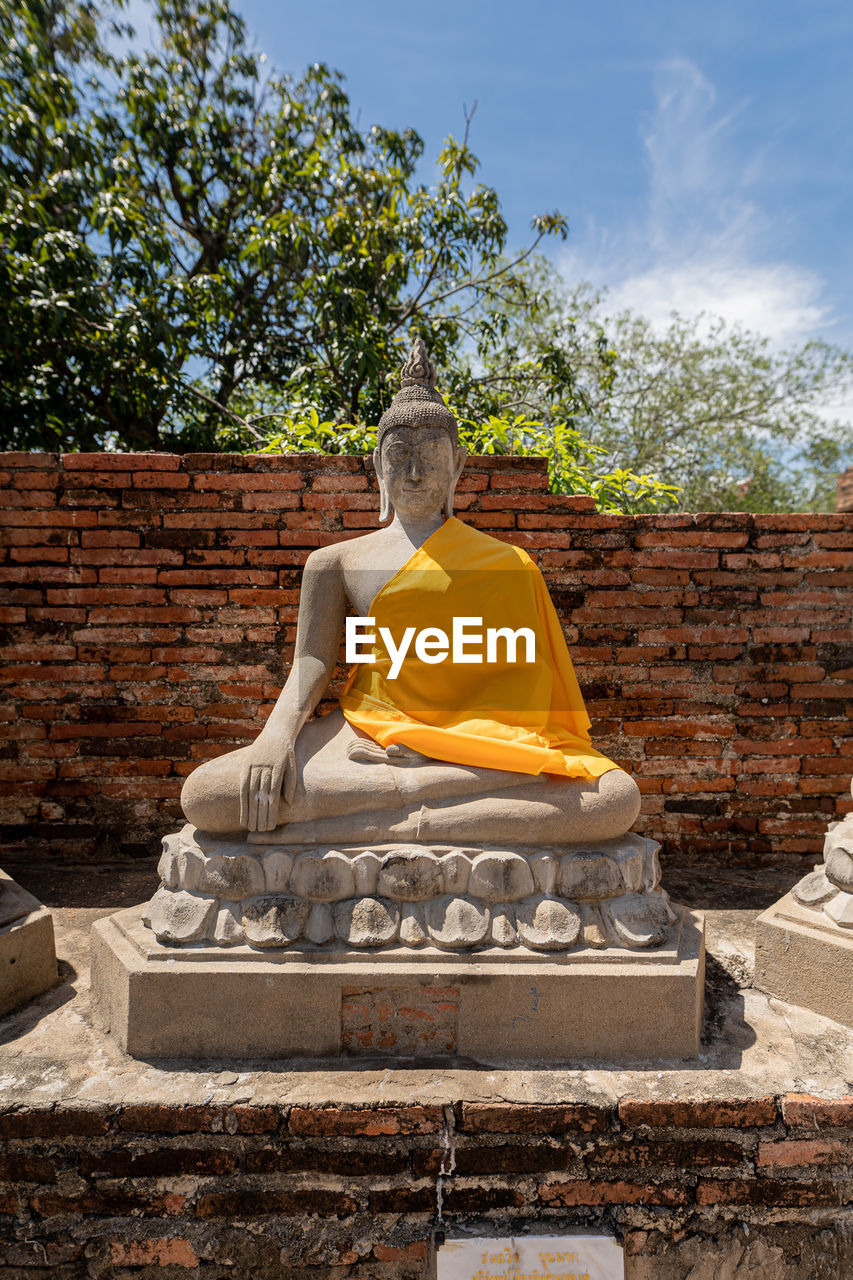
[339,517,618,780]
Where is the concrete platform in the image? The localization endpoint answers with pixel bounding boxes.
[0,869,58,1017]
[90,903,705,1062]
[755,891,853,1026]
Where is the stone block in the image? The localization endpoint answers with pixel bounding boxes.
[756,892,853,1027]
[0,872,58,1017]
[90,903,704,1061]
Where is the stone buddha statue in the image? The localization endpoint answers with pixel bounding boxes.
[145,340,672,952]
[181,339,640,847]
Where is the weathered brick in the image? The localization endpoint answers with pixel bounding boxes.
[109,1239,200,1267]
[0,1109,110,1137]
[288,1105,444,1136]
[618,1098,778,1129]
[196,1189,357,1217]
[459,1102,610,1133]
[781,1094,853,1128]
[539,1179,688,1206]
[696,1178,841,1206]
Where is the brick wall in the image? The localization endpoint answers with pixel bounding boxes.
[0,1097,851,1276]
[1,452,851,872]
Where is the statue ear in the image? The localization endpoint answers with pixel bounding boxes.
[374,447,392,523]
[444,445,467,519]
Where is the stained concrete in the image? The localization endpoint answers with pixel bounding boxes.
[1,867,853,1107]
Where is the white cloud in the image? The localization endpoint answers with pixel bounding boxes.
[560,58,840,350]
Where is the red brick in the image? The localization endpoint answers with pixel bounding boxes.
[618,1098,777,1128]
[373,1242,428,1262]
[119,1104,221,1133]
[62,452,181,470]
[132,470,190,489]
[288,1105,444,1135]
[781,1094,853,1128]
[459,1103,610,1133]
[0,1109,110,1137]
[539,1179,687,1206]
[696,1178,840,1206]
[757,1138,853,1167]
[109,1239,199,1268]
[196,1189,357,1217]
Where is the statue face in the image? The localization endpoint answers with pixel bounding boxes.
[375,424,466,520]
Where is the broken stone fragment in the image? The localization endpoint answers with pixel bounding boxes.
[824,891,853,928]
[530,852,558,895]
[581,902,609,948]
[142,888,217,944]
[468,852,534,903]
[242,894,310,947]
[792,867,838,907]
[558,851,624,901]
[212,901,244,945]
[398,903,428,947]
[333,897,399,948]
[614,848,645,893]
[515,895,581,950]
[197,854,265,901]
[352,851,381,894]
[826,840,853,893]
[604,891,671,948]
[426,896,489,948]
[490,903,517,947]
[261,851,294,892]
[304,902,335,944]
[441,851,471,894]
[377,851,443,900]
[290,852,355,902]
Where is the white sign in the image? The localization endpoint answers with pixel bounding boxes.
[437,1234,624,1280]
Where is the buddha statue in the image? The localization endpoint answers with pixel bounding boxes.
[180,339,640,847]
[143,340,673,952]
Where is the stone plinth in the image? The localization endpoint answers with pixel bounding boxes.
[0,870,58,1017]
[755,893,853,1027]
[755,804,853,1025]
[91,902,704,1062]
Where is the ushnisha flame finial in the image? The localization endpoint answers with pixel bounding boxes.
[376,338,458,446]
[400,337,437,391]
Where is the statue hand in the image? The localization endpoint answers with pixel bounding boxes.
[239,737,297,832]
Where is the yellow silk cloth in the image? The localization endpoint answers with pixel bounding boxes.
[339,517,618,779]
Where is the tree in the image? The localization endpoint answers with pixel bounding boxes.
[460,263,853,512]
[0,0,567,450]
[0,0,128,447]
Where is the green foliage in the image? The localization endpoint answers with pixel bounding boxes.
[465,265,853,512]
[246,409,680,514]
[0,0,566,450]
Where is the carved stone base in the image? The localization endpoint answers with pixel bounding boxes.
[0,869,58,1017]
[755,806,853,1026]
[142,824,674,953]
[91,902,705,1062]
[755,892,853,1027]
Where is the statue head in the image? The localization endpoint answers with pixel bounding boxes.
[373,339,467,523]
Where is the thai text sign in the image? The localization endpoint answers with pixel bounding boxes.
[437,1235,624,1280]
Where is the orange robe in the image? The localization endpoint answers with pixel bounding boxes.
[339,516,618,779]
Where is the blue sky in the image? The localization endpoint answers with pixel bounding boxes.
[129,0,853,356]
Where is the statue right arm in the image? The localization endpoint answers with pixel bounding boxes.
[240,548,348,830]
